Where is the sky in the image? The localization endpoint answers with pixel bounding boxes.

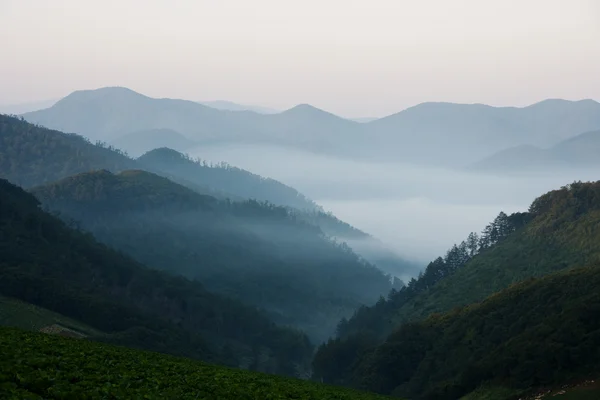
[1,0,599,117]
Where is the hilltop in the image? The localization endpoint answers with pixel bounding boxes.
[111,128,198,157]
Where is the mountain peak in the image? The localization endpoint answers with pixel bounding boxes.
[57,87,148,105]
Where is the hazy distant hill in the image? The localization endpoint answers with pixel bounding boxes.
[0,114,136,188]
[137,147,320,211]
[110,128,197,157]
[138,147,419,277]
[22,89,600,167]
[23,88,600,167]
[366,99,600,166]
[21,87,364,155]
[32,170,395,342]
[0,115,414,279]
[199,100,279,114]
[0,177,312,374]
[470,129,600,173]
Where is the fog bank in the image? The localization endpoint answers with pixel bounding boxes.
[189,143,599,264]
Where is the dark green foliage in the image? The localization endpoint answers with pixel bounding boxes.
[0,326,394,400]
[0,114,135,188]
[348,264,600,399]
[138,147,320,210]
[314,181,600,388]
[139,147,418,279]
[314,181,600,399]
[31,170,393,342]
[0,177,312,374]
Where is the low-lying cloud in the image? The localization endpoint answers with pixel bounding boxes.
[189,143,600,265]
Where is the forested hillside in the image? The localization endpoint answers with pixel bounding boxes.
[0,114,135,187]
[137,147,320,211]
[331,263,600,399]
[139,148,418,278]
[0,178,312,375]
[314,181,600,390]
[32,170,394,342]
[0,115,416,280]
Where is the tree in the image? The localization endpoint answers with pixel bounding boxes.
[466,232,479,257]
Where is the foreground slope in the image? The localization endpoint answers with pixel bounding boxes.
[345,263,600,399]
[315,181,600,390]
[0,326,392,400]
[0,177,311,374]
[32,170,393,342]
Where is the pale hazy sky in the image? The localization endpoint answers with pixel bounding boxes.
[1,0,599,117]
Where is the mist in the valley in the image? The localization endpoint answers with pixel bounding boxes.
[189,143,600,264]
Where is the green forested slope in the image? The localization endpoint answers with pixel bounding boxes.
[347,263,600,399]
[1,115,415,282]
[314,181,600,392]
[0,326,393,400]
[31,170,393,342]
[0,177,311,375]
[0,114,135,187]
[138,147,320,210]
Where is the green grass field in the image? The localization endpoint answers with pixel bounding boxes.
[0,326,393,399]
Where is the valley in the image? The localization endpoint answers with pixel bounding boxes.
[1,7,599,395]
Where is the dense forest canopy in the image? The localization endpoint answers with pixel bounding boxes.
[0,114,135,187]
[314,181,600,392]
[329,263,600,399]
[0,115,416,280]
[138,147,320,211]
[0,177,312,375]
[32,169,394,342]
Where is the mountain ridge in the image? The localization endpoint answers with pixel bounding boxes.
[22,87,600,166]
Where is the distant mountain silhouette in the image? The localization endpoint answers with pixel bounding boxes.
[470,129,600,173]
[199,100,279,114]
[21,87,364,155]
[110,128,197,157]
[22,87,600,166]
[366,99,600,166]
